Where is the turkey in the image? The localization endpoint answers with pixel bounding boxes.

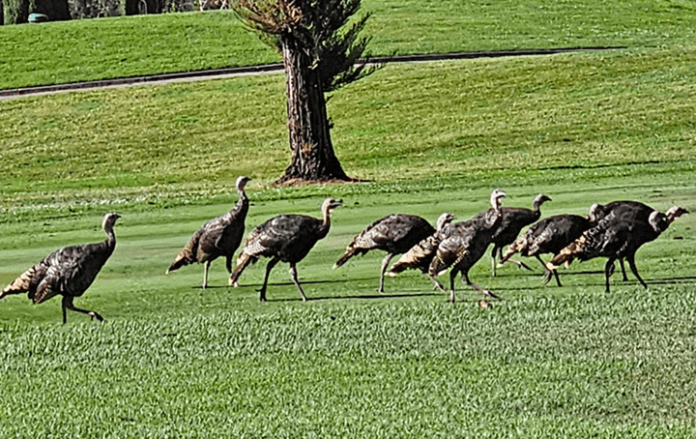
[586,200,657,281]
[230,198,342,301]
[490,194,552,276]
[385,212,456,288]
[333,213,438,293]
[0,213,121,324]
[548,205,688,292]
[166,176,251,288]
[427,189,507,302]
[500,214,593,286]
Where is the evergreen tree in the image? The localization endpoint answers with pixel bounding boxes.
[235,0,375,184]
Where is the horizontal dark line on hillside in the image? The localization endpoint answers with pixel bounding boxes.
[0,46,625,100]
[539,159,664,171]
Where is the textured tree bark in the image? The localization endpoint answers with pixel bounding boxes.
[3,0,29,24]
[275,34,352,185]
[32,0,71,20]
[1,0,4,25]
[125,0,160,15]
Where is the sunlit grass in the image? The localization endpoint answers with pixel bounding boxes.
[1,46,695,214]
[2,17,696,436]
[0,179,694,437]
[2,0,696,89]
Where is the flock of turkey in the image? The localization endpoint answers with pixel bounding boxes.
[0,175,689,323]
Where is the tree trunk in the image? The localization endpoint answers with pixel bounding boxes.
[125,0,160,15]
[3,0,29,23]
[32,0,71,20]
[275,33,351,185]
[1,0,4,25]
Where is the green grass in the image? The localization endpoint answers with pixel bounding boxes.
[2,10,696,435]
[3,0,696,89]
[1,46,695,212]
[0,181,695,437]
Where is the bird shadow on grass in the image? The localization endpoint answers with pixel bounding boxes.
[636,275,696,286]
[273,291,442,303]
[230,276,445,301]
[493,270,604,278]
[539,275,696,290]
[565,273,696,286]
[189,276,369,290]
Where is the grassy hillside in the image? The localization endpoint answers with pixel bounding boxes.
[1,46,694,213]
[2,0,696,89]
[1,7,696,436]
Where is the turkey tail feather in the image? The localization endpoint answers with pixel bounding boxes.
[501,236,525,263]
[548,238,584,270]
[166,239,198,274]
[387,241,435,276]
[387,252,428,276]
[1,267,36,298]
[333,247,363,269]
[230,252,254,285]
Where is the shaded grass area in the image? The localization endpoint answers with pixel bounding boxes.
[1,46,695,213]
[3,0,696,89]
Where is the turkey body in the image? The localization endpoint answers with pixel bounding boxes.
[429,201,504,302]
[167,176,251,288]
[549,205,688,292]
[334,214,436,292]
[230,198,342,301]
[587,200,657,280]
[501,214,592,286]
[0,213,121,324]
[385,213,456,288]
[490,194,551,275]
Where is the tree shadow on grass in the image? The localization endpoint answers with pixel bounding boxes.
[225,272,696,302]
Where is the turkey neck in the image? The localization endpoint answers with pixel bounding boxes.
[667,213,681,225]
[530,202,543,221]
[318,206,333,237]
[493,202,503,224]
[234,187,249,216]
[532,200,544,215]
[103,222,117,252]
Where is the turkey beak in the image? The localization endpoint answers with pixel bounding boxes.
[330,199,343,210]
[675,207,689,219]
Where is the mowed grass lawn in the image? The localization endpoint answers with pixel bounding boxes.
[0,46,695,208]
[1,41,696,439]
[0,182,694,437]
[2,0,696,89]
